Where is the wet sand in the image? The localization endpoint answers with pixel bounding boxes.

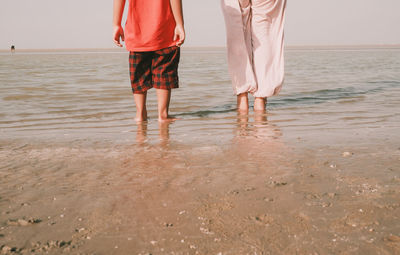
[1,113,399,255]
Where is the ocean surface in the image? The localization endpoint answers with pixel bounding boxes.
[1,48,400,253]
[0,47,399,147]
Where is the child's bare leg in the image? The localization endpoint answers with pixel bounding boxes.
[254,97,267,112]
[237,92,249,112]
[133,92,147,122]
[156,89,175,122]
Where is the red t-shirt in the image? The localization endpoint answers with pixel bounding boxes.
[124,0,176,52]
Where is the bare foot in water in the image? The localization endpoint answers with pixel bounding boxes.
[254,97,267,112]
[237,93,249,112]
[158,116,178,123]
[156,89,179,123]
[135,109,148,122]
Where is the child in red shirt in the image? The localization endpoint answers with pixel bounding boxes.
[113,0,185,122]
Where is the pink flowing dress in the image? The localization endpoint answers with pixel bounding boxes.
[221,0,286,98]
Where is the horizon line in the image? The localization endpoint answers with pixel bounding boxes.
[1,44,400,52]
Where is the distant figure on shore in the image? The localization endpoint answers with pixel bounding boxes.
[11,45,15,54]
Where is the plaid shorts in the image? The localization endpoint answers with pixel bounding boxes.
[129,46,180,94]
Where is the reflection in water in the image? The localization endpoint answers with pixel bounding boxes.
[232,110,284,169]
[135,120,173,146]
[136,122,148,144]
[236,111,250,137]
[158,121,172,146]
[235,110,282,141]
[253,111,282,140]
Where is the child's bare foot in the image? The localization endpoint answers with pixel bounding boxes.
[135,109,147,122]
[135,116,147,122]
[254,97,267,112]
[158,115,178,123]
[237,93,249,112]
[156,89,176,123]
[135,117,147,122]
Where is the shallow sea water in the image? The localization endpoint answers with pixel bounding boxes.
[0,48,399,146]
[0,48,399,254]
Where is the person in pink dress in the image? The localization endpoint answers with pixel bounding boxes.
[221,0,286,112]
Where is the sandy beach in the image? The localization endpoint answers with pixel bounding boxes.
[1,48,399,254]
[1,122,399,254]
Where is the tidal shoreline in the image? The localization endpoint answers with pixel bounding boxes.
[1,119,399,254]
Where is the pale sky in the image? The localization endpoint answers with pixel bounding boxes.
[0,0,399,49]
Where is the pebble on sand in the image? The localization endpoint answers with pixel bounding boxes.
[7,218,41,226]
[1,246,11,254]
[75,228,85,233]
[386,235,400,242]
[17,219,29,226]
[268,181,288,187]
[342,151,353,157]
